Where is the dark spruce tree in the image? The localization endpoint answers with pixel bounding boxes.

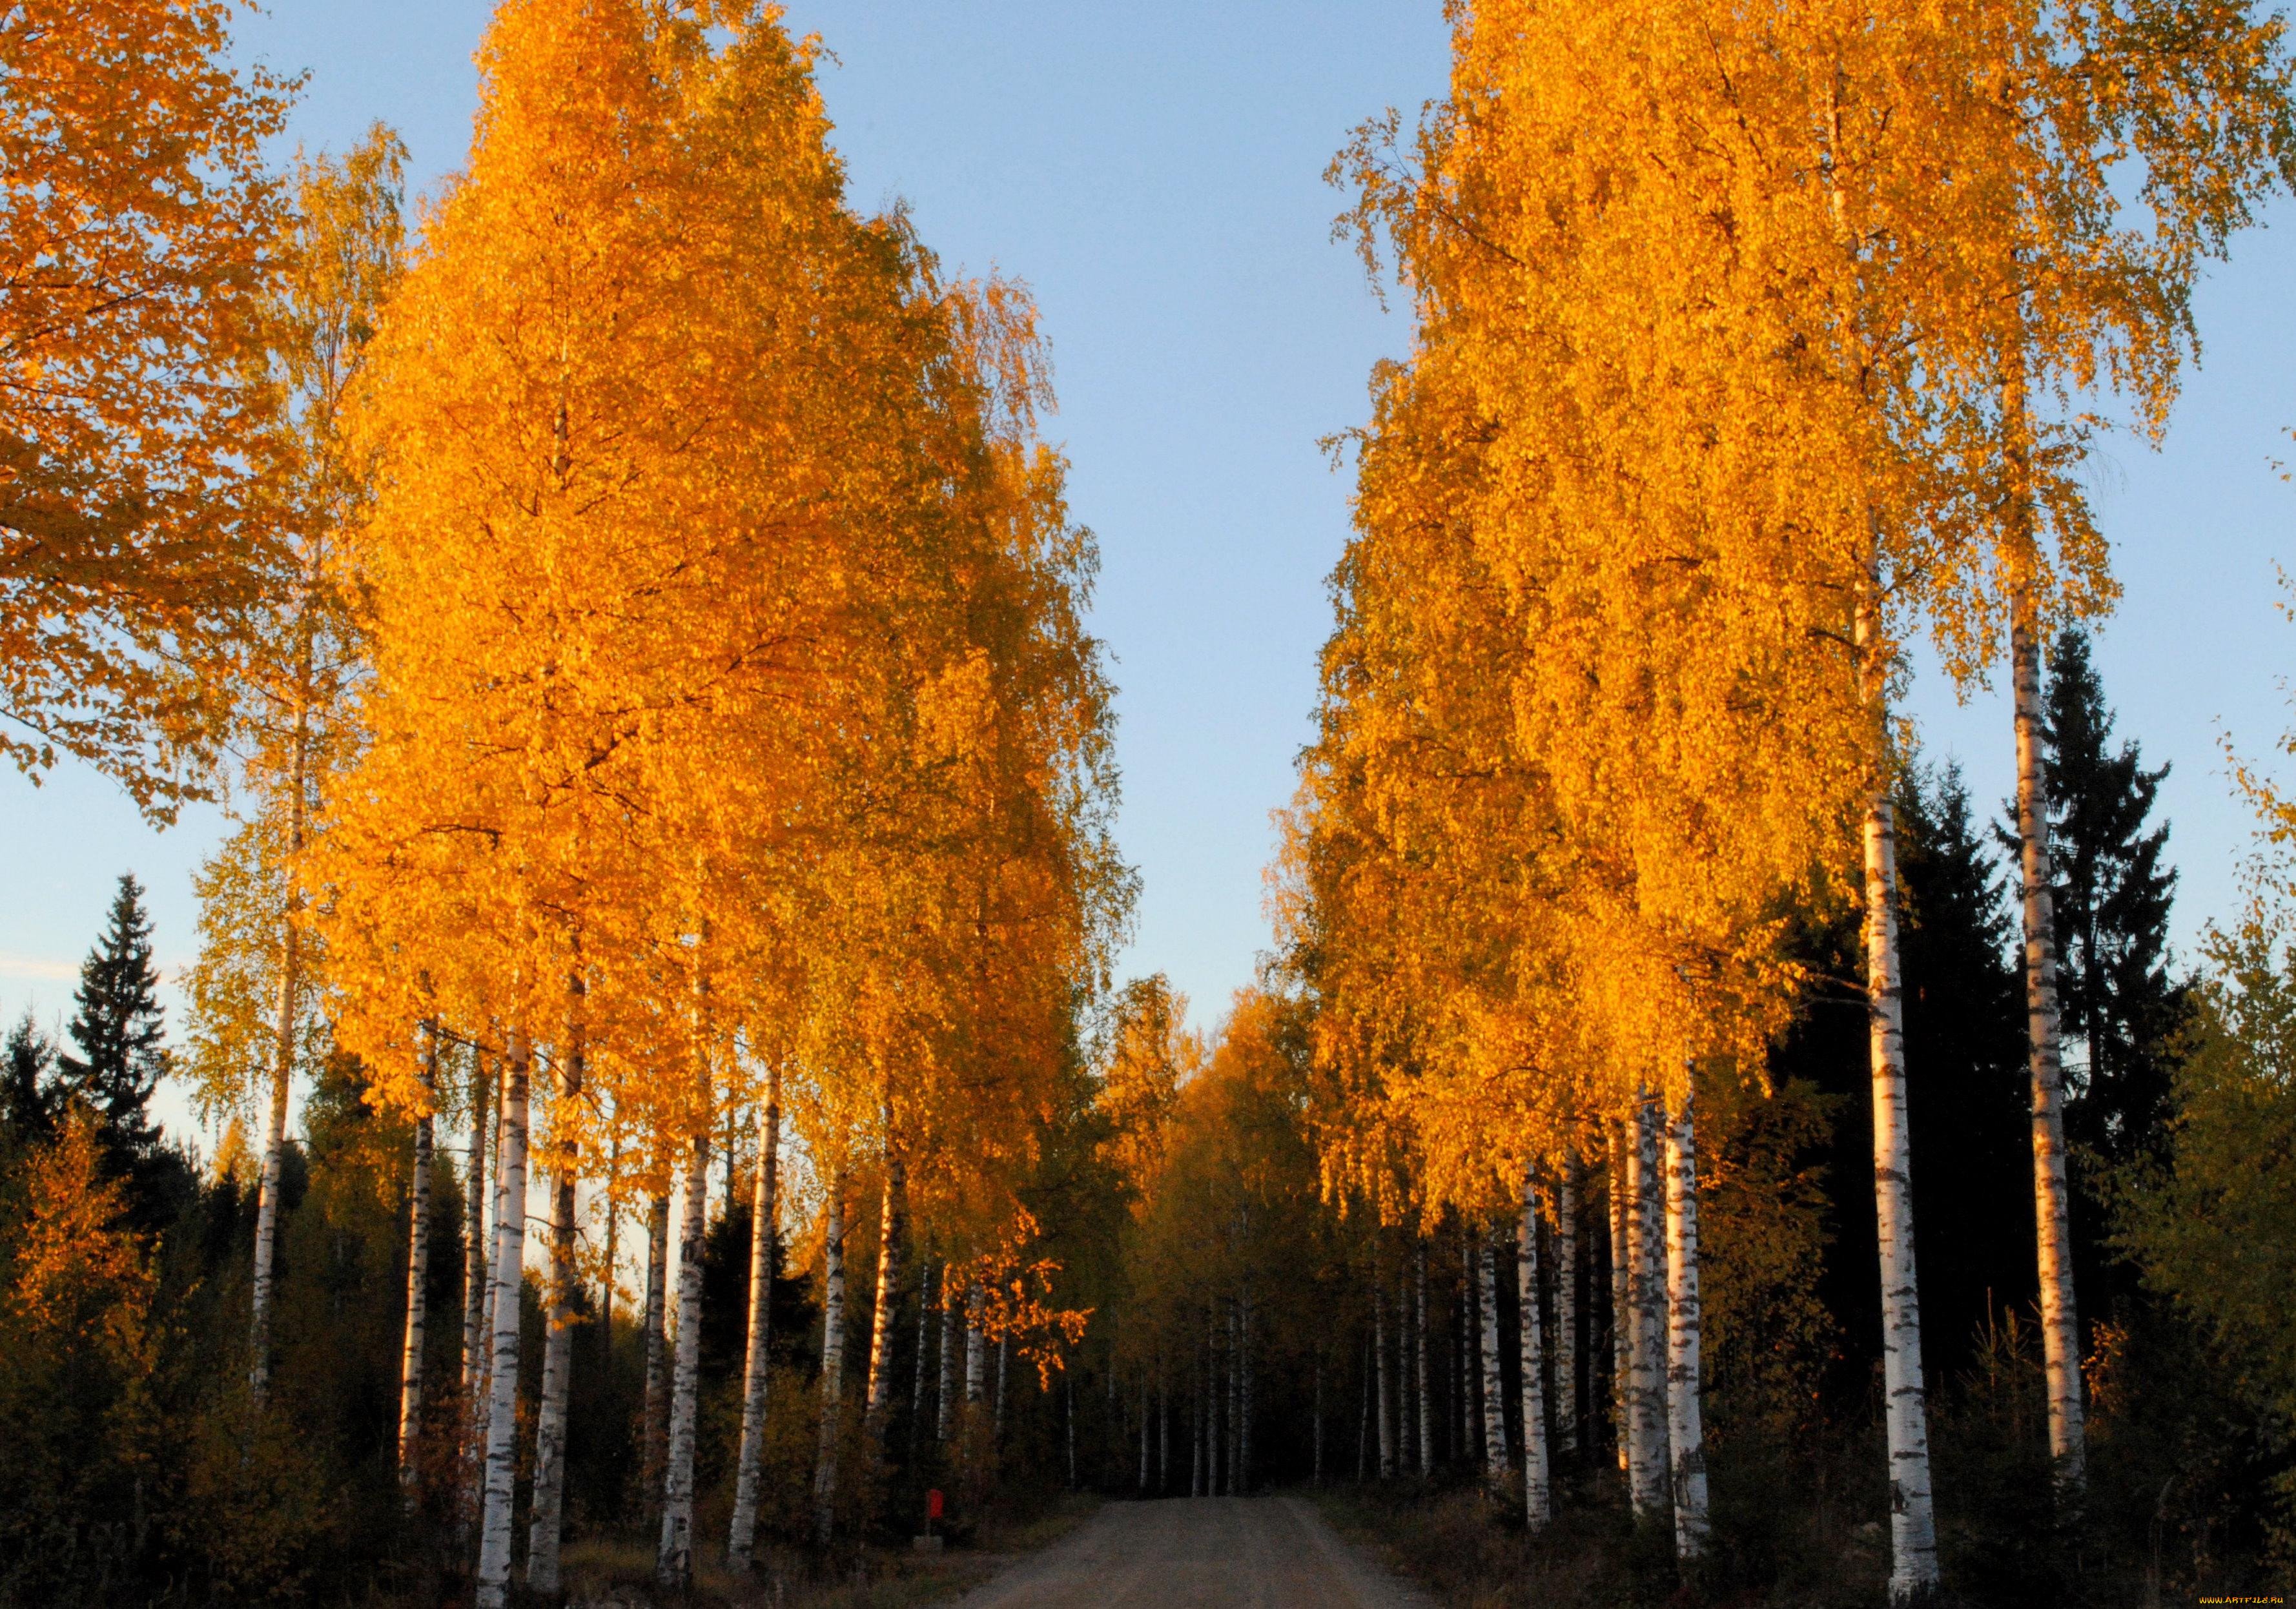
[1897,759,2037,1380]
[2042,628,2186,1167]
[2,1009,59,1143]
[57,872,170,1167]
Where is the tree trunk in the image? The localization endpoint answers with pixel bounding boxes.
[474,1031,529,1609]
[914,1258,935,1434]
[1237,1292,1253,1492]
[1139,1370,1151,1492]
[1355,1326,1369,1485]
[1861,557,1941,1600]
[1626,1091,1672,1519]
[964,1284,987,1406]
[1200,1324,1213,1496]
[1413,1238,1433,1475]
[1313,1353,1326,1488]
[654,1133,710,1588]
[602,1133,619,1340]
[1158,1358,1170,1492]
[462,1054,491,1406]
[1608,1120,1630,1473]
[727,1069,781,1573]
[462,1056,498,1542]
[1373,1275,1395,1479]
[1557,1151,1579,1457]
[937,1279,959,1440]
[1461,1230,1481,1469]
[863,1139,907,1444]
[1067,1371,1078,1490]
[1519,1163,1553,1531]
[527,987,586,1596]
[249,705,308,1413]
[2012,594,2087,1488]
[1478,1225,1508,1488]
[812,1173,848,1547]
[396,1029,436,1500]
[995,1337,1009,1442]
[1663,1092,1708,1559]
[640,1189,670,1528]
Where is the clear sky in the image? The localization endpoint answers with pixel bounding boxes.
[3,4,2293,1149]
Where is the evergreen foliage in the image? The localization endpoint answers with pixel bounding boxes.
[56,873,169,1165]
[2043,628,2188,1165]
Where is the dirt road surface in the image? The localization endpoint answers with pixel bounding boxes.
[954,1495,1437,1609]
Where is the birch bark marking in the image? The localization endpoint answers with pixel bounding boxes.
[812,1173,848,1547]
[639,1189,670,1526]
[654,1132,710,1588]
[1373,1275,1395,1479]
[913,1259,934,1431]
[528,981,586,1595]
[1625,1092,1671,1519]
[1608,1120,1630,1473]
[863,1128,907,1443]
[728,1069,781,1572]
[461,1054,490,1404]
[1557,1153,1579,1457]
[1477,1226,1508,1488]
[1663,1093,1709,1559]
[1860,549,1940,1600]
[964,1282,987,1405]
[473,1029,530,1609]
[396,1026,438,1499]
[2013,589,2086,1488]
[249,695,308,1411]
[1519,1164,1553,1530]
[1460,1231,1479,1466]
[1413,1238,1433,1475]
[936,1278,959,1440]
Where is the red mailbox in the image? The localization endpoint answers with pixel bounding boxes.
[926,1488,945,1522]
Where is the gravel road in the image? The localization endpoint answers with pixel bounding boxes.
[953,1495,1438,1609]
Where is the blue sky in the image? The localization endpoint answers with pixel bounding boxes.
[4,4,2293,1144]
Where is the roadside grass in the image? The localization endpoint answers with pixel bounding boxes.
[553,1491,1101,1608]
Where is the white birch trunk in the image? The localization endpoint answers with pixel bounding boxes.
[1519,1164,1553,1531]
[1413,1240,1433,1476]
[1663,1094,1709,1559]
[813,1176,848,1547]
[1477,1227,1508,1488]
[863,1142,907,1442]
[1238,1293,1253,1492]
[914,1258,935,1429]
[396,1030,436,1499]
[1313,1353,1326,1488]
[461,1056,490,1404]
[1159,1358,1171,1491]
[639,1189,670,1524]
[249,706,307,1411]
[602,1133,619,1339]
[473,1032,529,1609]
[937,1278,958,1441]
[1558,1152,1579,1457]
[653,1135,709,1588]
[1861,565,1941,1599]
[964,1283,987,1406]
[2013,600,2086,1487]
[1373,1276,1395,1479]
[1461,1231,1480,1468]
[995,1336,1010,1442]
[727,1073,781,1572]
[1608,1121,1630,1474]
[1626,1092,1672,1519]
[526,993,585,1595]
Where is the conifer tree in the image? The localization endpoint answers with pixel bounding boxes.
[59,873,168,1167]
[2044,629,2184,1165]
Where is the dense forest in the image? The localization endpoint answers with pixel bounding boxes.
[4,2,2296,1607]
